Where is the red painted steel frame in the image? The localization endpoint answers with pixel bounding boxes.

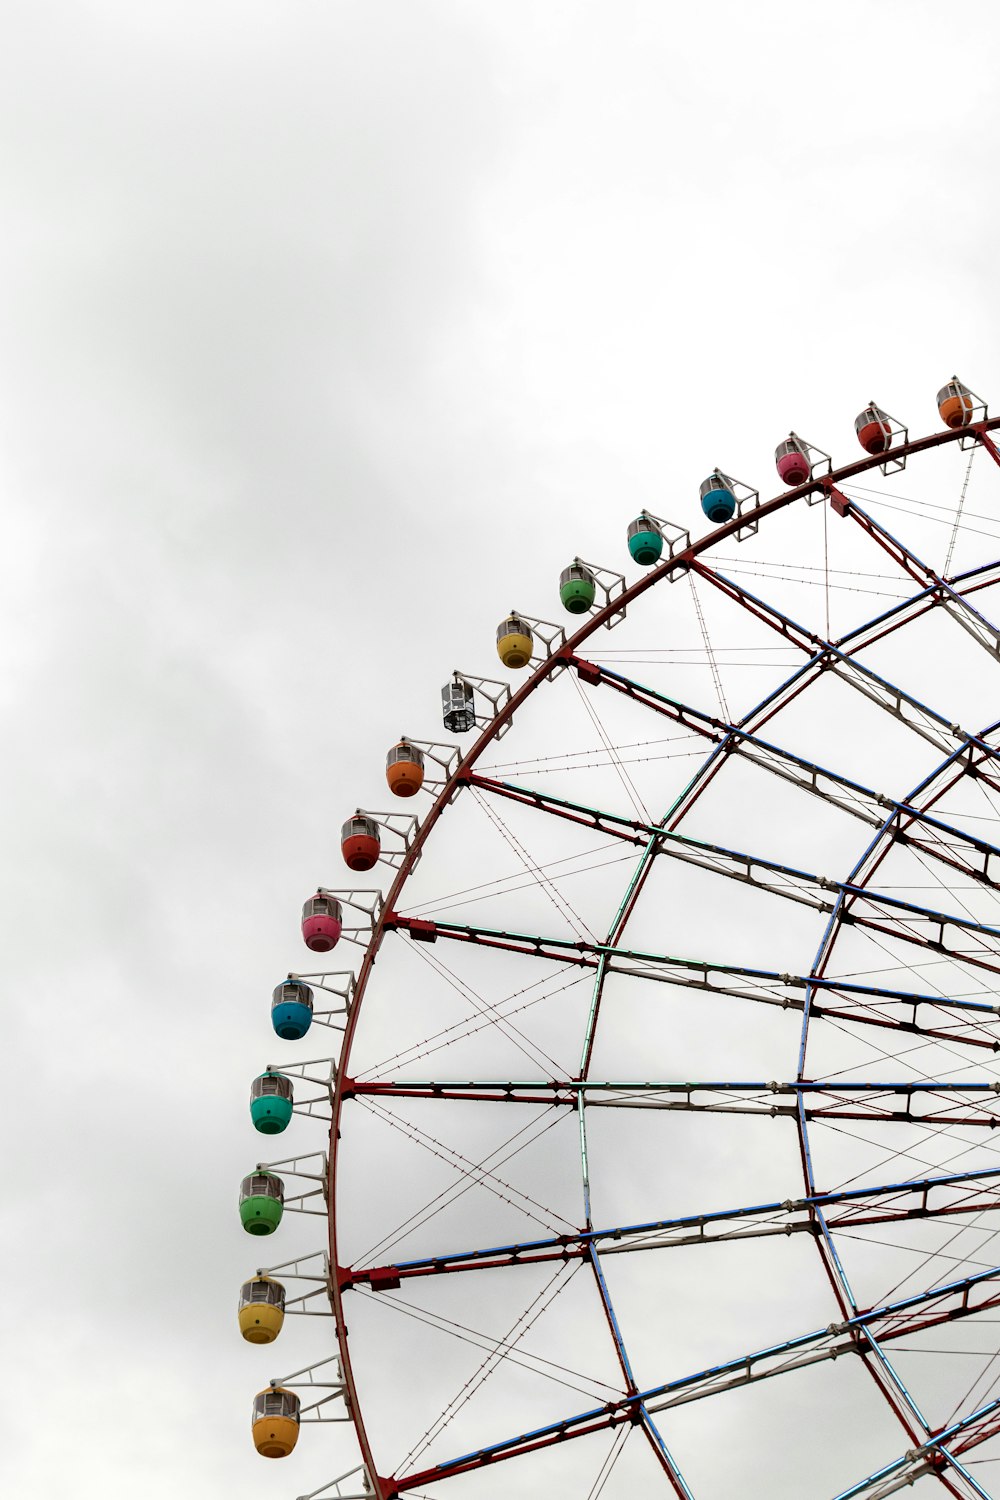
[326,418,1000,1498]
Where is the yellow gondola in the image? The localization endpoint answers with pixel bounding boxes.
[496,613,533,669]
[251,1387,300,1457]
[238,1276,286,1344]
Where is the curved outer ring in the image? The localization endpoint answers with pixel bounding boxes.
[326,418,1000,1497]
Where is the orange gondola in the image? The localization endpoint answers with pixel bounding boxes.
[386,740,425,797]
[937,377,975,430]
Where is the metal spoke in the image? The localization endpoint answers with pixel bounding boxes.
[349,1077,1000,1128]
[383,912,1000,1045]
[339,1167,1000,1290]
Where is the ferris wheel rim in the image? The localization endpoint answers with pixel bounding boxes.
[325,415,1000,1500]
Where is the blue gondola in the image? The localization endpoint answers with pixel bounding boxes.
[271,980,314,1040]
[699,471,736,524]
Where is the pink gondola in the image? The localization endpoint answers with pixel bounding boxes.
[774,435,811,487]
[301,892,342,952]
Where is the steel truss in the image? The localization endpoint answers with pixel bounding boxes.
[375,1262,1000,1493]
[339,1166,1000,1290]
[309,417,1000,1500]
[380,910,1000,1055]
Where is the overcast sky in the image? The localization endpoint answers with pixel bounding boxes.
[4,3,1000,1498]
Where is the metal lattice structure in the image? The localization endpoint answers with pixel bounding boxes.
[241,403,1000,1499]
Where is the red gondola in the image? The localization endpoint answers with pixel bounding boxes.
[854,404,893,455]
[341,816,380,872]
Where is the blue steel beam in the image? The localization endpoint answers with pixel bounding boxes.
[339,1165,1000,1289]
[641,1262,1000,1414]
[355,1078,1000,1097]
[351,1077,1000,1129]
[831,1393,1000,1500]
[567,656,1000,892]
[691,558,986,754]
[467,769,1000,951]
[637,1407,696,1500]
[587,1242,638,1391]
[387,1261,1000,1494]
[833,490,1000,663]
[384,911,1000,1035]
[389,915,1000,1060]
[837,563,1000,664]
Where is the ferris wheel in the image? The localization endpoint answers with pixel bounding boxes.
[237,379,1000,1500]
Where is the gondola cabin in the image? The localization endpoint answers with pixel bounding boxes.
[252,1387,300,1458]
[855,404,892,455]
[699,473,736,524]
[341,815,380,872]
[301,893,342,952]
[271,980,314,1040]
[627,513,663,565]
[937,378,975,430]
[559,563,596,614]
[775,436,811,487]
[386,740,425,797]
[239,1276,286,1344]
[239,1172,284,1235]
[250,1072,294,1134]
[496,614,533,669]
[441,676,476,734]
